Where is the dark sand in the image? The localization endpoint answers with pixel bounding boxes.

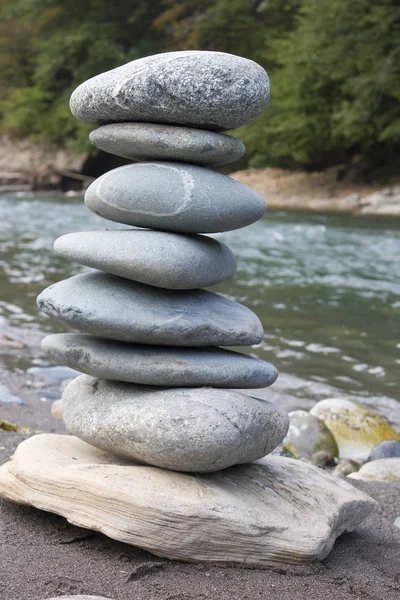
[1,390,400,600]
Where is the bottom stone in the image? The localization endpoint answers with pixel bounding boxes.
[0,434,375,566]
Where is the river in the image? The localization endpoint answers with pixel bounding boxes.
[1,194,399,408]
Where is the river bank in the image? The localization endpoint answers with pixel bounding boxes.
[1,135,400,216]
[232,167,400,216]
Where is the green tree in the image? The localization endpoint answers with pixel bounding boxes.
[0,0,166,149]
[240,0,400,170]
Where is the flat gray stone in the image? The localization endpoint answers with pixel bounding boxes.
[369,440,400,461]
[54,229,237,289]
[37,271,264,346]
[70,51,270,130]
[89,123,245,166]
[0,434,375,565]
[61,375,288,472]
[41,333,278,389]
[84,162,266,233]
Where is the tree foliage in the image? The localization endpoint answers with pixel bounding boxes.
[0,0,399,170]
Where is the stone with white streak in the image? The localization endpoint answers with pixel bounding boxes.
[0,434,375,565]
[84,162,266,233]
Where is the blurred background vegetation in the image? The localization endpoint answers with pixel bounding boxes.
[0,0,399,177]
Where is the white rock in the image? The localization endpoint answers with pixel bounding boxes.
[0,434,375,566]
[348,458,400,482]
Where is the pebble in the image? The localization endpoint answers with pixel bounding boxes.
[281,410,338,459]
[27,365,81,384]
[42,333,278,389]
[0,384,24,405]
[89,123,245,166]
[369,440,400,461]
[54,229,237,289]
[84,162,266,233]
[310,451,335,469]
[348,457,400,482]
[70,51,270,130]
[334,459,360,478]
[310,398,400,463]
[62,375,289,472]
[37,271,264,347]
[51,399,63,419]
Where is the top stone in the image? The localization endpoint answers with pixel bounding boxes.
[69,51,270,130]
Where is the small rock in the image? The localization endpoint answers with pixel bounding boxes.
[0,433,375,566]
[90,123,245,166]
[51,399,63,419]
[54,229,237,290]
[0,384,24,405]
[310,398,400,463]
[348,458,400,482]
[310,451,335,469]
[42,333,278,389]
[84,162,266,233]
[369,440,400,461]
[394,517,400,529]
[37,272,264,347]
[281,410,338,459]
[70,51,270,130]
[27,365,81,384]
[334,459,361,478]
[62,375,289,472]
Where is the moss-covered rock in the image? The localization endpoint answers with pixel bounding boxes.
[310,399,400,463]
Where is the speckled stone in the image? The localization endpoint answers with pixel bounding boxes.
[70,51,270,130]
[84,162,266,233]
[369,440,400,461]
[41,333,278,389]
[54,229,237,289]
[37,272,264,347]
[61,375,289,472]
[89,123,245,166]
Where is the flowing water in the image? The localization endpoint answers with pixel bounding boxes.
[0,194,399,406]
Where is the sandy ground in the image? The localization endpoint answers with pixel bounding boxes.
[1,392,400,600]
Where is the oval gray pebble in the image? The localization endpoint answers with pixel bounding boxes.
[89,123,245,166]
[70,51,270,130]
[37,271,264,347]
[54,229,237,290]
[62,375,289,472]
[84,162,266,233]
[369,440,400,461]
[42,333,278,389]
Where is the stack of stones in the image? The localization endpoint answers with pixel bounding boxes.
[38,51,289,473]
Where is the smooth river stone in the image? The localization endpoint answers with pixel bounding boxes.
[70,51,270,130]
[0,434,375,565]
[61,375,289,472]
[89,123,245,166]
[84,162,266,233]
[37,272,264,346]
[41,333,278,389]
[53,230,237,289]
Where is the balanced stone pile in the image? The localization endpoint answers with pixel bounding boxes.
[0,51,375,566]
[37,50,289,473]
